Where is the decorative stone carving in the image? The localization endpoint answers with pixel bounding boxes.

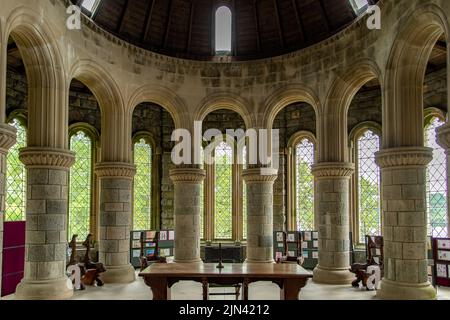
[19,147,76,169]
[375,147,433,168]
[311,162,355,178]
[95,162,137,179]
[0,124,17,154]
[242,167,278,183]
[169,167,206,184]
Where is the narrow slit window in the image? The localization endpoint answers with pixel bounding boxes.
[215,6,232,54]
[82,0,100,13]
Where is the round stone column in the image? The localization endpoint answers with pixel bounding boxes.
[312,162,355,284]
[375,147,436,300]
[437,124,450,235]
[242,168,278,263]
[0,124,17,295]
[15,147,75,300]
[170,167,205,263]
[95,162,136,283]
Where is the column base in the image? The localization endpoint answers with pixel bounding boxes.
[173,258,203,264]
[376,279,437,300]
[313,266,355,285]
[15,277,73,300]
[101,264,136,284]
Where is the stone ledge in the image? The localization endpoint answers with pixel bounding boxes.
[242,168,278,183]
[95,162,137,179]
[375,147,433,169]
[0,123,17,153]
[170,168,206,184]
[311,162,355,178]
[19,147,76,169]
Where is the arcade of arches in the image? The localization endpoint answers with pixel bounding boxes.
[0,0,449,300]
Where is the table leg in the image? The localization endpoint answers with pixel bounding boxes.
[243,278,250,301]
[202,278,209,301]
[281,279,307,300]
[144,277,170,300]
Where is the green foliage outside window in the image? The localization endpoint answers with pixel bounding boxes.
[68,131,92,240]
[133,139,152,230]
[295,139,315,231]
[357,130,381,243]
[214,142,233,239]
[5,118,27,221]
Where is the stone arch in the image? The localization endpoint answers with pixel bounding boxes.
[128,85,187,131]
[195,92,254,129]
[5,6,67,149]
[383,3,449,149]
[69,59,125,114]
[262,84,321,130]
[321,59,382,162]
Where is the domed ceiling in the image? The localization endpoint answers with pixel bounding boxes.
[73,0,378,61]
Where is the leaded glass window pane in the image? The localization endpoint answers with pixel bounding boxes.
[295,139,315,231]
[133,139,152,230]
[5,118,27,221]
[69,131,92,240]
[214,142,233,239]
[425,117,448,237]
[357,130,381,243]
[242,146,247,240]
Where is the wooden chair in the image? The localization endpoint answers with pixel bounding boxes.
[204,245,243,300]
[350,235,384,289]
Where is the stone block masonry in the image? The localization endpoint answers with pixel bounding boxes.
[15,148,75,300]
[375,147,436,300]
[312,163,355,285]
[95,162,136,283]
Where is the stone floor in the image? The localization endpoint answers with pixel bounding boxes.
[65,272,450,300]
[4,271,450,300]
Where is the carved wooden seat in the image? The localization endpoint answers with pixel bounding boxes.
[350,235,384,289]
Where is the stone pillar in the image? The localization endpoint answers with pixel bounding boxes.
[0,124,17,295]
[170,167,205,263]
[312,162,355,284]
[95,162,136,283]
[15,147,75,300]
[437,124,450,236]
[242,168,278,263]
[375,147,436,300]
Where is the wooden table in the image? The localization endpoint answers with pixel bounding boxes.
[139,263,313,300]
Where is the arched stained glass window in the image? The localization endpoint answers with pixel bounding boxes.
[68,131,92,240]
[295,138,315,231]
[356,130,381,243]
[214,142,233,239]
[5,118,27,221]
[425,117,448,237]
[133,138,152,230]
[215,6,232,54]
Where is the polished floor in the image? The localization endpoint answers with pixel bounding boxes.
[63,272,450,300]
[4,271,450,300]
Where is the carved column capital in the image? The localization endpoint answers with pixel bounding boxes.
[375,147,433,169]
[169,167,206,184]
[0,123,17,154]
[95,162,137,179]
[242,167,278,183]
[311,162,355,179]
[437,123,450,152]
[19,147,76,169]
